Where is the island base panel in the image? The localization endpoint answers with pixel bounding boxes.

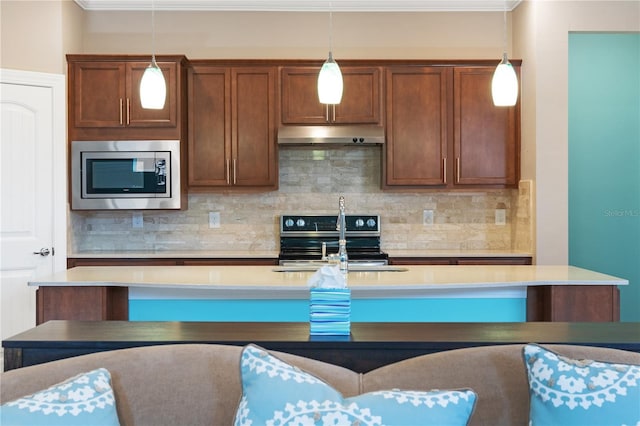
[526,285,620,321]
[36,286,128,324]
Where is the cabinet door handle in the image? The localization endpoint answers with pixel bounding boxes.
[226,159,230,185]
[456,157,461,183]
[325,104,330,122]
[126,98,131,125]
[233,159,237,185]
[332,105,336,122]
[119,98,124,125]
[443,158,447,184]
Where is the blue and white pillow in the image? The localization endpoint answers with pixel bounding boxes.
[234,344,476,426]
[0,368,120,426]
[523,344,640,426]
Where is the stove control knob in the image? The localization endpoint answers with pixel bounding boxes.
[296,218,306,227]
[355,218,365,228]
[366,218,376,228]
[285,218,294,228]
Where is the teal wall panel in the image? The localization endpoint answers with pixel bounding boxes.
[129,298,526,322]
[569,33,640,321]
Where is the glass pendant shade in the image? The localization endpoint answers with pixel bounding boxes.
[317,52,343,105]
[140,57,166,109]
[492,53,518,107]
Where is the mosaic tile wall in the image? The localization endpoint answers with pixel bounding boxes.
[69,147,531,253]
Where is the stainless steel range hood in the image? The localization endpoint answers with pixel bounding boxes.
[277,125,385,146]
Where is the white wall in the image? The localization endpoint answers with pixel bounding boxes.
[0,0,83,74]
[81,10,506,59]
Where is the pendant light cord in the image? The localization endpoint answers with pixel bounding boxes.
[151,0,157,62]
[328,1,333,53]
[502,1,507,56]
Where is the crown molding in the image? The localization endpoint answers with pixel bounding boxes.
[74,0,522,12]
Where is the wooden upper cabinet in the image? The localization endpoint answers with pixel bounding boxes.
[281,66,382,125]
[188,65,277,190]
[453,67,519,187]
[67,55,186,140]
[384,64,520,189]
[384,66,450,187]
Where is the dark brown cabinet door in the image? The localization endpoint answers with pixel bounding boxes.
[188,66,231,187]
[453,67,519,186]
[232,67,278,187]
[188,65,277,189]
[127,61,178,128]
[281,66,382,125]
[384,66,450,186]
[72,61,126,128]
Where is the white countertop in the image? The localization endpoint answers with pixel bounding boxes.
[30,265,626,299]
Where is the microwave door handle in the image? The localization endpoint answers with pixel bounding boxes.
[155,159,167,186]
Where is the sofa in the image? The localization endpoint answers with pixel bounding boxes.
[1,343,639,425]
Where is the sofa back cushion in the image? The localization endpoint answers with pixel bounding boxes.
[235,344,477,426]
[0,344,360,426]
[361,344,640,426]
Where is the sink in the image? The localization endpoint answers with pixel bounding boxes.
[348,265,408,272]
[272,264,408,272]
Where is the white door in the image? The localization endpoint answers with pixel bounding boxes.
[0,70,66,362]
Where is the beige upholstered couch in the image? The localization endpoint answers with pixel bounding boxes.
[1,343,639,425]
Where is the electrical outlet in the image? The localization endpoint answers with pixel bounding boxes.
[132,212,143,229]
[495,209,506,226]
[423,209,434,226]
[209,212,221,228]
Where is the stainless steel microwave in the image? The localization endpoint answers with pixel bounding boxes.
[71,140,183,210]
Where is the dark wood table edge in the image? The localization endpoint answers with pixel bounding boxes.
[4,321,639,373]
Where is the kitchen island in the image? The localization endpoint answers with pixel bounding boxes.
[31,265,626,323]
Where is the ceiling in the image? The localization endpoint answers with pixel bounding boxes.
[74,0,522,12]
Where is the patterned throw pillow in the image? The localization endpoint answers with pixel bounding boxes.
[0,368,120,426]
[234,344,476,426]
[523,344,640,426]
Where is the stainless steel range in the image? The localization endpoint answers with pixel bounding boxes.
[278,213,388,266]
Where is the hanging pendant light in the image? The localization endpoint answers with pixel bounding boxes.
[140,0,166,109]
[317,2,343,105]
[491,1,518,107]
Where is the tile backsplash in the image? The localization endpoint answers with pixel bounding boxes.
[70,147,531,253]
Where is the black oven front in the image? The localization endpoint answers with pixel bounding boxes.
[278,214,387,265]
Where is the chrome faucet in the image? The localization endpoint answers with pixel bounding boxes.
[337,196,348,272]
